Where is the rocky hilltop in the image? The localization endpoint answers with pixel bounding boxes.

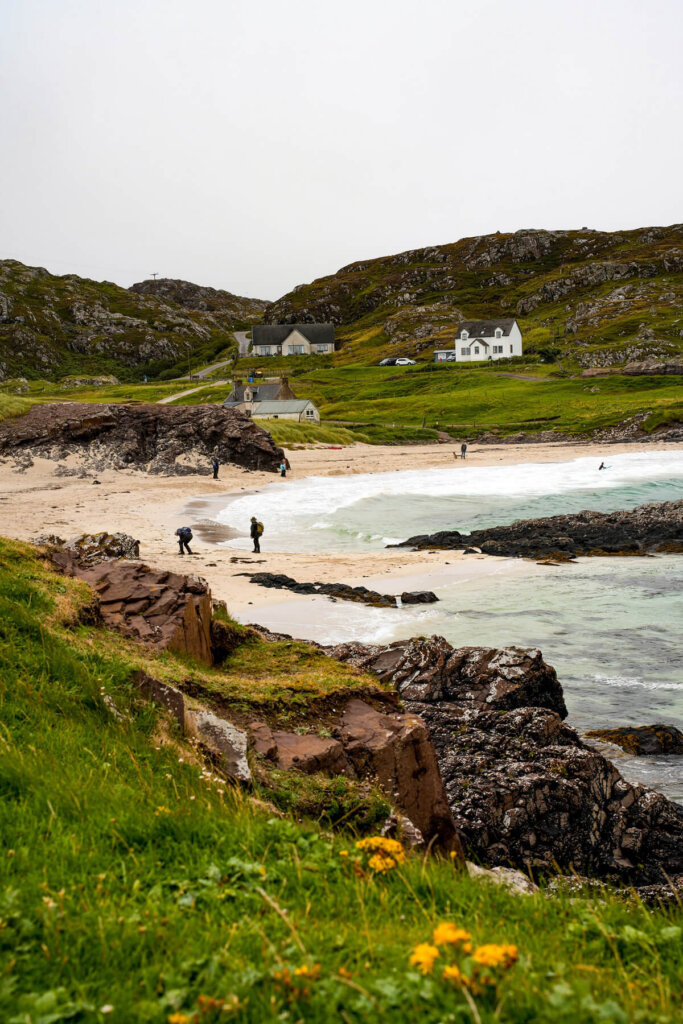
[129,277,268,320]
[0,401,283,474]
[395,500,683,558]
[263,224,683,366]
[0,260,267,382]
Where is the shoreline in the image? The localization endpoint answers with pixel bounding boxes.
[1,438,681,618]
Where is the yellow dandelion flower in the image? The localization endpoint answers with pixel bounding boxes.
[433,923,472,947]
[167,1014,190,1024]
[472,943,518,969]
[442,964,466,985]
[294,963,321,979]
[339,850,349,857]
[409,942,440,974]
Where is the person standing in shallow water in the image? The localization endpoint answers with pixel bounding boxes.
[250,516,261,553]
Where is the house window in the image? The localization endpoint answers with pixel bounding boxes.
[260,347,271,356]
[495,328,502,339]
[305,408,315,418]
[461,331,469,340]
[316,345,328,353]
[461,347,470,355]
[474,347,480,354]
[290,345,305,355]
[509,345,513,353]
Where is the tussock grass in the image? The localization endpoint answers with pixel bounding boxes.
[0,394,31,421]
[1,537,681,1021]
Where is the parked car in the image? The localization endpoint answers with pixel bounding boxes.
[379,357,397,366]
[395,357,416,365]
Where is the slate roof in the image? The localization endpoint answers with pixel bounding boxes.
[457,319,517,338]
[252,323,335,346]
[223,383,282,405]
[252,400,315,415]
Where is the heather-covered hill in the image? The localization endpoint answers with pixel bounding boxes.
[0,261,267,382]
[263,225,683,367]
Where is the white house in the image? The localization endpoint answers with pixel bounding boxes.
[252,399,320,423]
[434,319,523,363]
[251,324,335,357]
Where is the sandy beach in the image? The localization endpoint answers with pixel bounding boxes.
[1,438,681,616]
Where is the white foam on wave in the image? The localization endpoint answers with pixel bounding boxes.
[217,449,683,536]
[595,673,683,691]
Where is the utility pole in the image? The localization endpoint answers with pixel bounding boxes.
[151,272,158,281]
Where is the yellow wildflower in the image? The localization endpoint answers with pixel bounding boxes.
[442,964,466,985]
[167,1014,190,1024]
[294,963,321,979]
[472,943,518,969]
[355,836,405,872]
[338,966,352,979]
[339,850,349,857]
[433,923,472,948]
[409,942,440,974]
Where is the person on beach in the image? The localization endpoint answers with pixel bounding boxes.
[250,516,262,553]
[279,460,287,478]
[175,526,193,555]
[461,443,467,460]
[212,458,219,479]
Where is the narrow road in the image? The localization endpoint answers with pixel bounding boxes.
[157,384,211,405]
[234,331,251,357]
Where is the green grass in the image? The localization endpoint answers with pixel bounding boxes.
[0,394,31,422]
[1,537,682,1021]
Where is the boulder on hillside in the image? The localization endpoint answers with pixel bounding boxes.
[0,402,283,474]
[51,553,213,665]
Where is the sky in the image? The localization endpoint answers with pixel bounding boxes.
[0,0,681,300]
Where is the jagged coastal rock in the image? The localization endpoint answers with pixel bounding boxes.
[586,725,683,756]
[0,401,283,474]
[394,500,683,558]
[326,636,683,886]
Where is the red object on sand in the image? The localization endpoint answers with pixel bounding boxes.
[327,445,343,449]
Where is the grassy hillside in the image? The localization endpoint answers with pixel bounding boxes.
[289,364,683,438]
[0,261,266,383]
[264,225,683,368]
[2,536,682,1022]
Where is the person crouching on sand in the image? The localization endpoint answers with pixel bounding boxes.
[250,516,262,553]
[175,526,193,555]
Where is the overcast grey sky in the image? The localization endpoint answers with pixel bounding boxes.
[1,0,681,299]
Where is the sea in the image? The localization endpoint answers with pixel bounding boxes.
[216,450,683,802]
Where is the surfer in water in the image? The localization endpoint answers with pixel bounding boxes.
[598,461,606,470]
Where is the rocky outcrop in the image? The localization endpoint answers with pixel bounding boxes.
[0,402,283,474]
[129,278,267,321]
[394,500,683,559]
[52,552,214,665]
[241,572,398,607]
[586,725,683,756]
[247,698,463,855]
[582,359,683,377]
[325,635,683,886]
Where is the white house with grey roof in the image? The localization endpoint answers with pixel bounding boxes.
[252,399,320,423]
[251,323,335,357]
[434,319,522,363]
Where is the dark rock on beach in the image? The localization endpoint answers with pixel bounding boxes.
[326,635,683,886]
[394,500,683,559]
[0,401,283,474]
[586,724,683,756]
[242,571,398,607]
[401,590,439,604]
